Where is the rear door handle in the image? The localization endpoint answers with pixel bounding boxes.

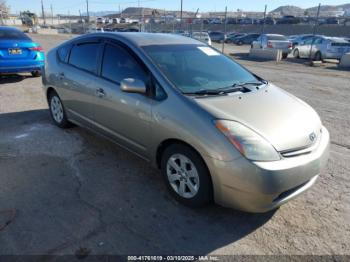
[96,88,105,98]
[58,72,65,79]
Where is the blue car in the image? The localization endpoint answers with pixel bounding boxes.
[0,26,44,76]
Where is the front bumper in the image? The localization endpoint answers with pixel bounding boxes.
[204,126,330,213]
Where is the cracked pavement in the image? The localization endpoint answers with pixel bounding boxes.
[0,34,349,255]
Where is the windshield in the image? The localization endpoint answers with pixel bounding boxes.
[143,44,258,93]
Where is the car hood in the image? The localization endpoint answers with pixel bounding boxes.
[193,84,322,152]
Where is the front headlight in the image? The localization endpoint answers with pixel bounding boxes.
[215,120,280,161]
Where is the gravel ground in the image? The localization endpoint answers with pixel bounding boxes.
[0,34,349,256]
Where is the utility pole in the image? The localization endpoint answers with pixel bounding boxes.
[86,0,89,23]
[222,6,227,53]
[50,4,53,25]
[180,0,183,30]
[261,5,267,34]
[41,0,46,25]
[309,3,321,64]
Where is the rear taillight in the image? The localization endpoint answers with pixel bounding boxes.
[288,42,293,48]
[29,46,44,52]
[267,41,273,48]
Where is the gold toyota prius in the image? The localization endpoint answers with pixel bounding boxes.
[42,33,329,212]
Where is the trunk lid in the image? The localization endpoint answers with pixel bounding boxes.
[0,40,38,61]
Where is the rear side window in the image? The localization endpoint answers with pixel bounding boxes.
[69,42,100,73]
[57,44,71,63]
[101,44,146,84]
[0,29,31,40]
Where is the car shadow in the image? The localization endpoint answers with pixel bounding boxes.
[0,109,276,255]
[0,74,35,84]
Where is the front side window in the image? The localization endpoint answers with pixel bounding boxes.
[101,44,146,84]
[143,44,257,94]
[69,42,100,73]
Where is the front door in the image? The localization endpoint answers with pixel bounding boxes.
[90,42,153,159]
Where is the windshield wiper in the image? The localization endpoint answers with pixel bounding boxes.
[184,89,226,95]
[183,80,268,96]
[218,80,268,93]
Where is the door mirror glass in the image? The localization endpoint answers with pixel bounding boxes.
[120,78,146,94]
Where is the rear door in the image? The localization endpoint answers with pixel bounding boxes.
[56,38,103,125]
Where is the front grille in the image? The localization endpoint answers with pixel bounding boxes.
[281,131,322,158]
[281,146,313,158]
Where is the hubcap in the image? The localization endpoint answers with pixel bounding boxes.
[50,96,64,123]
[166,154,199,199]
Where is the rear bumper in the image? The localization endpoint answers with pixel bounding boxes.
[204,126,330,213]
[0,62,44,73]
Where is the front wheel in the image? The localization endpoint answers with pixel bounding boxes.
[161,144,212,207]
[314,52,322,61]
[48,91,72,128]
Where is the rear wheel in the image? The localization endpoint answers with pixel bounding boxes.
[282,53,288,59]
[48,91,72,128]
[293,49,300,58]
[161,144,212,207]
[31,71,41,77]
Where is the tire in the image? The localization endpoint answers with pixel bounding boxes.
[314,52,322,61]
[282,53,288,59]
[293,49,300,58]
[31,71,41,77]
[237,41,243,46]
[48,90,72,128]
[161,144,212,207]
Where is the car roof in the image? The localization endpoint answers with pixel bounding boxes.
[81,32,203,47]
[0,26,22,32]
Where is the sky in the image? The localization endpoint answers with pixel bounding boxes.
[6,0,350,15]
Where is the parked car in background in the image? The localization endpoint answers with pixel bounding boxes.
[210,18,222,24]
[43,33,329,213]
[96,17,105,24]
[276,15,301,25]
[288,34,314,49]
[233,33,260,45]
[208,31,226,43]
[112,18,120,24]
[191,32,211,46]
[0,26,44,76]
[293,36,350,61]
[252,34,293,59]
[225,33,246,43]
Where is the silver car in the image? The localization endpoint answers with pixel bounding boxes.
[293,36,350,61]
[42,33,329,213]
[252,34,293,59]
[191,32,212,46]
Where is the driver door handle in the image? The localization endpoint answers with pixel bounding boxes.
[96,88,105,98]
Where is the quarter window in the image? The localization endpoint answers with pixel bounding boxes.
[57,44,71,63]
[69,42,100,73]
[101,44,146,84]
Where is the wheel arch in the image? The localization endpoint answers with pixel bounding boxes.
[156,138,214,200]
[46,86,57,102]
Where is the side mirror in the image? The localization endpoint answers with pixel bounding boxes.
[120,78,146,94]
